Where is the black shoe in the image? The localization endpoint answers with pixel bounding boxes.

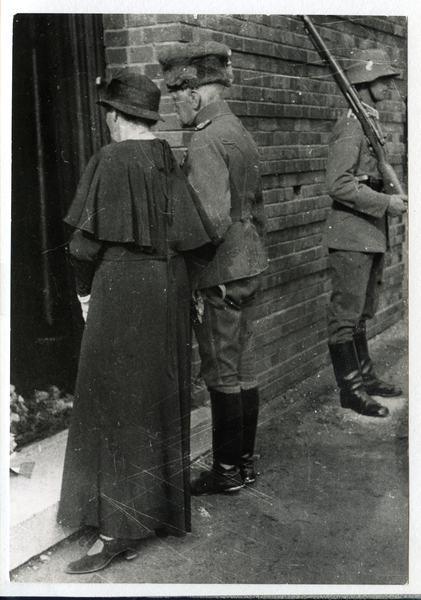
[65,536,137,574]
[239,457,258,485]
[190,465,244,496]
[329,341,389,418]
[363,376,403,398]
[360,360,403,397]
[340,389,389,417]
[354,330,403,397]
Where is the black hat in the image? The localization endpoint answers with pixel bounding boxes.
[345,49,401,85]
[158,41,233,90]
[97,67,164,121]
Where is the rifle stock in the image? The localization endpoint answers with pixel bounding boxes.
[302,15,405,196]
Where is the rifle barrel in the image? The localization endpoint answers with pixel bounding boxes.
[301,15,405,196]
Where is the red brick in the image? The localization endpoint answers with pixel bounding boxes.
[220,34,243,52]
[156,14,195,24]
[100,14,407,400]
[104,29,129,48]
[128,46,154,63]
[102,14,126,29]
[144,63,163,78]
[126,14,158,27]
[104,47,128,66]
[127,29,144,45]
[143,24,193,44]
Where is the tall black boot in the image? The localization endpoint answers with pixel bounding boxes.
[240,387,260,484]
[190,389,244,495]
[329,341,389,417]
[210,388,243,467]
[354,330,403,397]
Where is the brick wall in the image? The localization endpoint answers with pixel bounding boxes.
[102,14,408,403]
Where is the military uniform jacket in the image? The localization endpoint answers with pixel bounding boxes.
[184,100,268,289]
[325,111,391,253]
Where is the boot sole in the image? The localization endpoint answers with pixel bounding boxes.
[365,390,403,398]
[223,484,244,492]
[341,404,389,418]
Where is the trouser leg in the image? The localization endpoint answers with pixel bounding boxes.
[356,253,384,332]
[190,277,262,494]
[194,276,261,393]
[327,251,390,416]
[327,250,376,344]
[193,286,243,394]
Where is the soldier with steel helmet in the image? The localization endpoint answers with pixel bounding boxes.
[325,48,407,418]
[158,42,268,495]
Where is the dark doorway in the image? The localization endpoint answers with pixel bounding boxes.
[11,14,108,396]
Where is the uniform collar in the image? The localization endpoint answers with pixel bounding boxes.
[194,100,233,127]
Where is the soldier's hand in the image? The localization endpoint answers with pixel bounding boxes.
[387,195,408,216]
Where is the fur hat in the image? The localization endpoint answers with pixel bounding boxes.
[158,42,233,90]
[345,49,401,85]
[97,67,163,121]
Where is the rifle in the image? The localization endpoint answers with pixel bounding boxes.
[302,15,405,196]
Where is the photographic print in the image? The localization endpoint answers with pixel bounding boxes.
[2,2,417,597]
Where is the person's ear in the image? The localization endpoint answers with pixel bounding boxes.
[190,90,202,111]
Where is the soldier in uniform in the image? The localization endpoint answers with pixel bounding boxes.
[325,49,407,417]
[158,42,268,494]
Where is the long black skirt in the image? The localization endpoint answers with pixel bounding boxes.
[57,250,191,539]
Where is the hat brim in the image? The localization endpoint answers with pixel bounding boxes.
[348,65,401,85]
[97,99,164,122]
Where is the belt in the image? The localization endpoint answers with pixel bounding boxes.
[360,177,383,193]
[102,244,178,261]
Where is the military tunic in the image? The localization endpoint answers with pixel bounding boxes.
[325,111,390,252]
[184,100,267,290]
[183,100,268,393]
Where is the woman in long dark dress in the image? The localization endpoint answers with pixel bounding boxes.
[57,68,217,574]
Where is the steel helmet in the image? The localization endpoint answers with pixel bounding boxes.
[345,48,401,85]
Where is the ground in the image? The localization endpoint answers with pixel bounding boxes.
[9,317,408,586]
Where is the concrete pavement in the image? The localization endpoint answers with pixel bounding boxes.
[7,316,416,592]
